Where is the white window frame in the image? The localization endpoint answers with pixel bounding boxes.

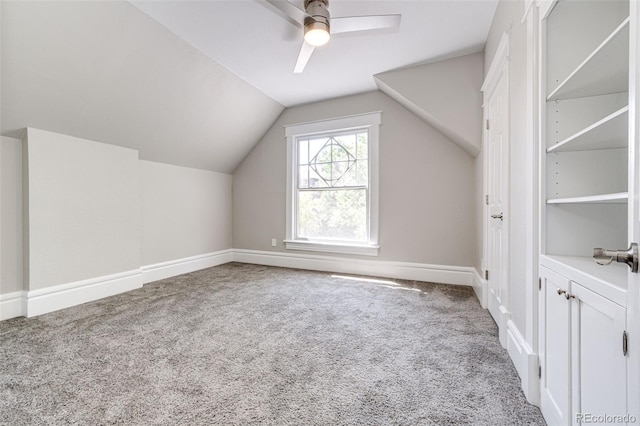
[284,111,381,256]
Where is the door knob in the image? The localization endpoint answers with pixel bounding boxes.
[593,243,639,273]
[491,213,504,220]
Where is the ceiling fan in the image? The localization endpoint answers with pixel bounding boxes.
[259,0,401,73]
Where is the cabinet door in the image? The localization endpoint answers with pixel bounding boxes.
[571,282,627,424]
[540,266,572,425]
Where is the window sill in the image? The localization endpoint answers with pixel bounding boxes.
[283,240,380,257]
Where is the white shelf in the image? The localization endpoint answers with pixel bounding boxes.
[547,106,629,152]
[547,192,628,205]
[541,255,627,306]
[547,18,629,101]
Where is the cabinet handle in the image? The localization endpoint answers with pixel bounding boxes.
[557,288,575,299]
[491,213,504,220]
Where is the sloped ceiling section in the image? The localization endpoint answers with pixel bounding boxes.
[374,52,483,157]
[1,1,284,173]
[131,0,497,108]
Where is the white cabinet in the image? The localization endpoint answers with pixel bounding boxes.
[540,266,571,425]
[571,282,627,422]
[539,265,628,425]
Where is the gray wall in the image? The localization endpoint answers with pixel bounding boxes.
[233,91,475,267]
[1,0,283,173]
[482,0,530,333]
[140,160,232,266]
[25,128,141,290]
[0,129,234,297]
[1,136,23,294]
[375,52,484,155]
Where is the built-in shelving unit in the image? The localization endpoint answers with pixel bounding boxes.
[543,0,630,263]
[538,3,634,423]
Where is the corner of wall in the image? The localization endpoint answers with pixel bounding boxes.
[375,77,480,157]
[21,131,29,295]
[373,52,483,157]
[472,267,487,309]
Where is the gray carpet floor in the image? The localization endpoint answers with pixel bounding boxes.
[1,262,545,425]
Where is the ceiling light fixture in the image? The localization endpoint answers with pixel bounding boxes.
[303,0,330,47]
[304,25,330,46]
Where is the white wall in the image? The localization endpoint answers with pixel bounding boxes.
[24,128,140,290]
[1,136,23,294]
[140,160,232,266]
[233,91,475,267]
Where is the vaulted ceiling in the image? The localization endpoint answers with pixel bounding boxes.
[1,1,497,173]
[132,0,498,107]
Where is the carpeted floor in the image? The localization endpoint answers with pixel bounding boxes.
[0,262,545,425]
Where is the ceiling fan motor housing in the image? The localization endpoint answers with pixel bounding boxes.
[304,0,330,34]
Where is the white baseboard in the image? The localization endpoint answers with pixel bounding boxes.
[472,269,488,308]
[232,249,474,286]
[0,291,26,320]
[26,270,142,318]
[141,249,234,284]
[498,304,510,348]
[507,319,540,405]
[3,249,473,320]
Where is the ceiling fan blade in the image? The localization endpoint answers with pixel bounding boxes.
[257,0,307,29]
[294,42,315,73]
[331,14,401,34]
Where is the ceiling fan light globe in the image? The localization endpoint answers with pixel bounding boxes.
[304,28,330,46]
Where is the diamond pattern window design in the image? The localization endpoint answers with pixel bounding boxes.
[295,130,369,242]
[298,131,368,189]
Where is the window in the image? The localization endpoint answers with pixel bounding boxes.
[285,112,381,256]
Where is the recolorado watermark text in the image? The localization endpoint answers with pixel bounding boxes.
[576,413,637,424]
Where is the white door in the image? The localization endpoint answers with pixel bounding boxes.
[571,282,627,424]
[626,0,640,420]
[539,266,572,426]
[485,60,510,344]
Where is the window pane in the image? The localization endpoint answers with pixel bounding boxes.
[308,168,325,188]
[318,161,333,183]
[309,137,326,160]
[336,133,356,157]
[297,189,367,242]
[331,139,349,161]
[298,140,309,165]
[298,165,309,188]
[356,132,368,160]
[337,162,358,187]
[332,160,350,182]
[356,161,368,186]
